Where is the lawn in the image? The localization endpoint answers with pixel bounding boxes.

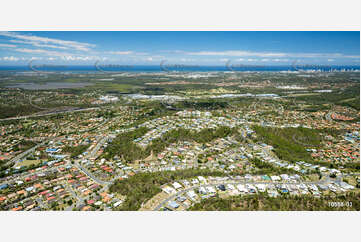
[17,159,44,167]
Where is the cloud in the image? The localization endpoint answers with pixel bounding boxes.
[1,56,20,61]
[287,53,353,58]
[14,48,73,57]
[107,51,134,55]
[179,58,195,62]
[186,50,287,57]
[272,58,289,62]
[0,31,95,51]
[5,47,101,62]
[9,39,69,49]
[133,52,148,56]
[0,56,42,61]
[183,50,359,59]
[60,55,100,61]
[0,43,17,48]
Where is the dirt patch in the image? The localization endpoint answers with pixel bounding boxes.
[139,191,169,211]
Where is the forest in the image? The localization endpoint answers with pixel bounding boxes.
[0,105,40,119]
[252,125,322,163]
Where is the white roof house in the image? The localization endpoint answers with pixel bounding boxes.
[267,190,279,197]
[271,175,281,181]
[280,174,289,180]
[199,187,207,195]
[319,167,328,172]
[172,182,182,190]
[197,176,207,183]
[186,190,197,200]
[255,184,266,192]
[330,169,341,174]
[226,184,236,190]
[113,201,123,207]
[181,180,190,187]
[94,201,102,206]
[162,186,176,194]
[338,182,354,190]
[168,201,180,209]
[236,184,248,193]
[206,186,216,194]
[25,186,34,192]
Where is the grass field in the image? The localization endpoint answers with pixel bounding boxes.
[17,159,44,167]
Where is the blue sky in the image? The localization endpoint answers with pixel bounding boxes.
[0,31,359,65]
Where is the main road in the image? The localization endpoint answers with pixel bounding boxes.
[0,107,100,122]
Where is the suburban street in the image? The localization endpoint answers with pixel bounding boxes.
[153,179,331,211]
[74,162,112,186]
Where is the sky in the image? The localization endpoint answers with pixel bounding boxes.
[0,31,359,65]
